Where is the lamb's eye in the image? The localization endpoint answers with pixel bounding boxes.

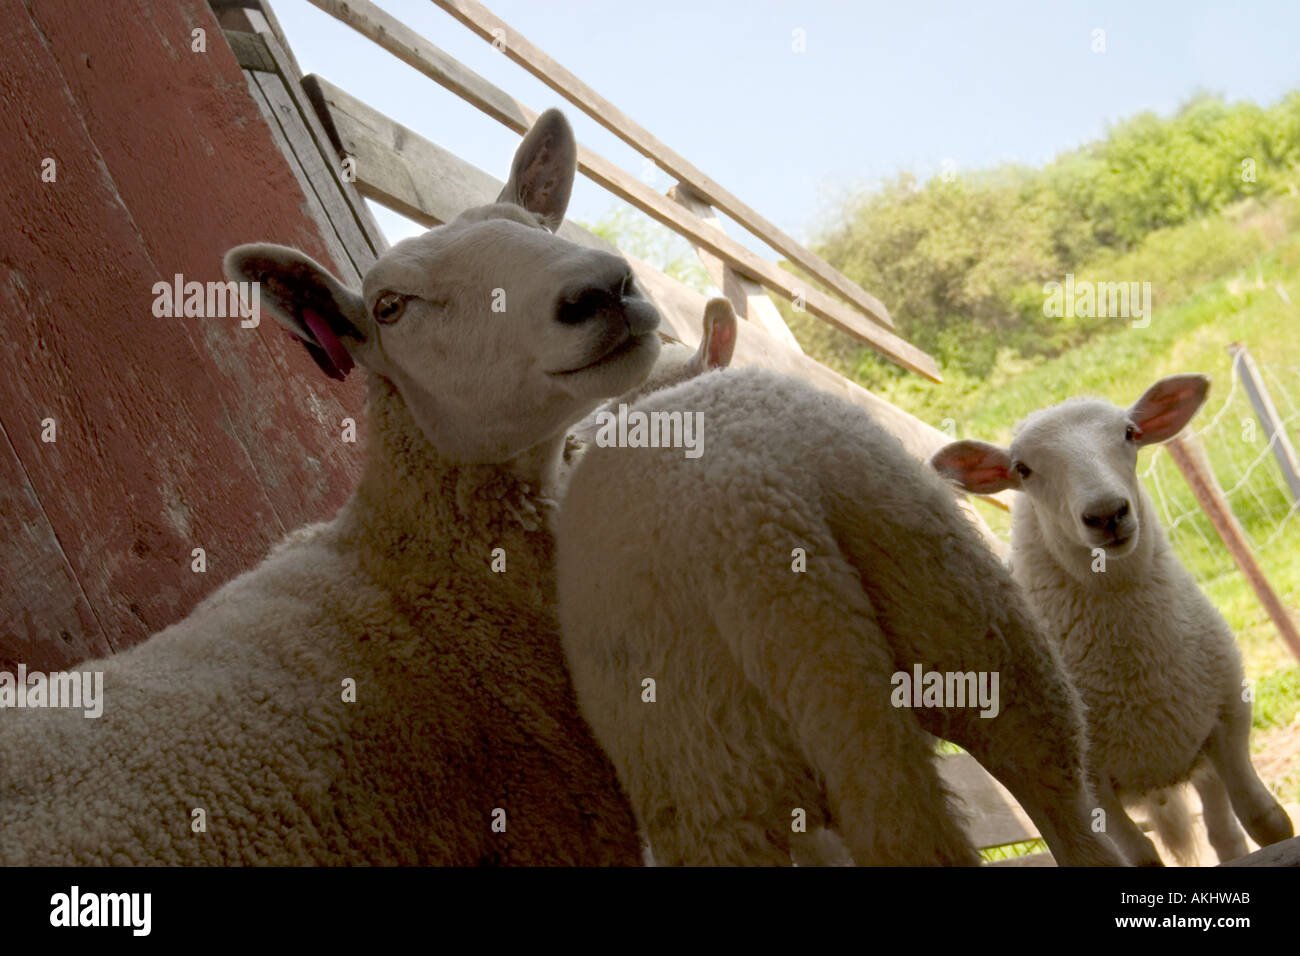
[374,292,408,324]
[1013,461,1033,480]
[1125,424,1139,442]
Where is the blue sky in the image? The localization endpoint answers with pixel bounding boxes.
[270,0,1300,254]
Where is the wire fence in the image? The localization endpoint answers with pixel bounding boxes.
[1141,354,1300,593]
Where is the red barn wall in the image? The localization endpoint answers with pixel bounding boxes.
[0,0,367,671]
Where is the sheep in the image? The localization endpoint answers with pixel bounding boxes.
[931,374,1295,865]
[0,109,661,866]
[555,318,1127,866]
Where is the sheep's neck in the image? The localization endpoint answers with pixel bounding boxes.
[338,374,561,605]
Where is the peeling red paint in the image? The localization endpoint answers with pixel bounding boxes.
[0,0,367,667]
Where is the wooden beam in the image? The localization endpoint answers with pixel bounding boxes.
[303,76,509,229]
[667,183,803,354]
[428,0,896,332]
[226,26,387,269]
[301,0,941,381]
[1166,433,1300,665]
[1222,835,1300,866]
[243,74,360,285]
[938,752,1040,850]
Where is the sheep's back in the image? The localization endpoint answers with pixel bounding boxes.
[0,523,638,865]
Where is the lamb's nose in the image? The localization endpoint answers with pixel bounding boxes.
[554,261,659,337]
[1081,498,1130,530]
[555,257,635,326]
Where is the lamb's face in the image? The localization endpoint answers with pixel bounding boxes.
[359,204,661,462]
[931,374,1209,565]
[223,108,663,466]
[1009,402,1143,557]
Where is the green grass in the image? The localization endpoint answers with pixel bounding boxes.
[1255,669,1300,731]
[979,839,1049,863]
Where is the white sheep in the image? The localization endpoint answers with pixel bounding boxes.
[932,374,1295,865]
[555,327,1126,866]
[0,110,660,865]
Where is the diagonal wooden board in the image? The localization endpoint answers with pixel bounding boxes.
[427,0,895,333]
[302,0,943,381]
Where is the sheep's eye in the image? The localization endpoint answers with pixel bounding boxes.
[374,292,408,324]
[1013,461,1033,480]
[1125,424,1140,442]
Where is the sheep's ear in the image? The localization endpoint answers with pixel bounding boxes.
[1127,374,1209,445]
[689,298,738,374]
[930,440,1020,494]
[223,244,368,381]
[497,109,577,231]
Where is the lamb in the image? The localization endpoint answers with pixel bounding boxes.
[931,374,1295,865]
[0,110,659,865]
[555,313,1126,866]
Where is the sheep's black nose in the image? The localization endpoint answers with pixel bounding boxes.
[555,258,636,326]
[1082,498,1130,531]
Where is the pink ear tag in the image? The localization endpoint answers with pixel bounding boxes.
[301,308,355,379]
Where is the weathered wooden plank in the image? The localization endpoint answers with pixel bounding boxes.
[25,0,369,532]
[937,752,1041,850]
[0,3,288,648]
[211,0,305,78]
[667,183,803,353]
[301,0,944,381]
[307,77,501,228]
[1222,834,1300,866]
[308,0,527,132]
[252,28,388,261]
[426,0,897,333]
[304,68,937,379]
[570,152,945,377]
[0,423,111,673]
[247,71,363,285]
[224,25,277,72]
[1,0,373,662]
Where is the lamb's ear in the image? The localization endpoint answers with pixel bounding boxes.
[690,298,738,374]
[930,440,1021,494]
[223,243,368,381]
[1127,374,1210,445]
[497,109,577,231]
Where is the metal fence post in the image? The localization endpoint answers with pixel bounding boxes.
[1230,342,1300,504]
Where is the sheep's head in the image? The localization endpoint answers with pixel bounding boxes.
[224,109,661,464]
[931,374,1209,560]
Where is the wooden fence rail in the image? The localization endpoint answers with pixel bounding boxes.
[302,0,939,380]
[430,0,896,332]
